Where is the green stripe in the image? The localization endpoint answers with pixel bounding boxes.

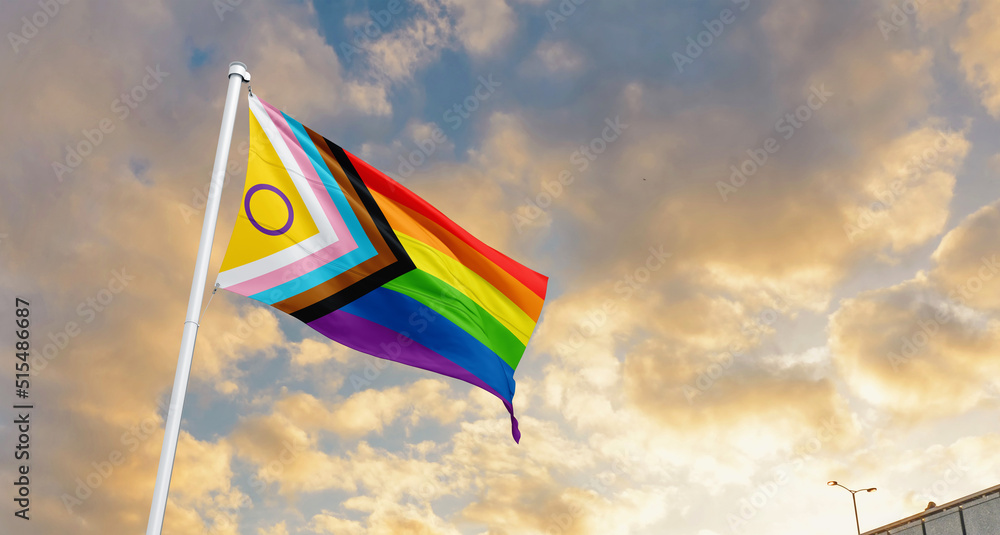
[383,269,527,370]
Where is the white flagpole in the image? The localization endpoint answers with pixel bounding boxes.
[145,61,250,535]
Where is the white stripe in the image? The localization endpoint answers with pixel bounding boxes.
[215,233,331,288]
[217,94,341,287]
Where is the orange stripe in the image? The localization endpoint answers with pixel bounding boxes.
[348,151,548,298]
[372,190,545,321]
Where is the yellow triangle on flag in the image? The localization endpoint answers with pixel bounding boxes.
[219,111,320,272]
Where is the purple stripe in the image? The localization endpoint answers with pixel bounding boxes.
[309,309,520,442]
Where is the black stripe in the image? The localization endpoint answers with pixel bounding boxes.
[327,140,412,265]
[290,139,415,323]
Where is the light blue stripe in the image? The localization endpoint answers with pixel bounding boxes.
[248,115,377,304]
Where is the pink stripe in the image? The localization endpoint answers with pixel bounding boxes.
[223,240,357,296]
[260,100,356,253]
[224,101,360,294]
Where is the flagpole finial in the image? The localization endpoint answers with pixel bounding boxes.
[228,61,251,83]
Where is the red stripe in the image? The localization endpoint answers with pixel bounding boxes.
[346,151,548,298]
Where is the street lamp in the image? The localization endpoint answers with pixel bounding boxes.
[828,481,877,535]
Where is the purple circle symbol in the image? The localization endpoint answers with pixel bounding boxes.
[245,184,294,236]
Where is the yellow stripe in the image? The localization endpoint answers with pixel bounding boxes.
[398,233,535,345]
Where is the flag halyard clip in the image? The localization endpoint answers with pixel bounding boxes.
[199,283,221,320]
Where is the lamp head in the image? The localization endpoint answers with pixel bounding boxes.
[827,481,838,486]
[866,488,877,492]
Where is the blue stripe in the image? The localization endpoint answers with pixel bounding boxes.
[248,116,378,304]
[341,286,516,402]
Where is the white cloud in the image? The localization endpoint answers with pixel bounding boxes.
[534,40,585,73]
[441,0,516,56]
[952,0,1000,117]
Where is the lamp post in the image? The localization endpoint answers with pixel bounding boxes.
[828,481,877,535]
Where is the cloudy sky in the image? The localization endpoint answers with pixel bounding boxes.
[4,0,1000,533]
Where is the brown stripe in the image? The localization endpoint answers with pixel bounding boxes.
[271,130,398,313]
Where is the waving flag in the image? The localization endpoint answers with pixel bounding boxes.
[217,94,547,441]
